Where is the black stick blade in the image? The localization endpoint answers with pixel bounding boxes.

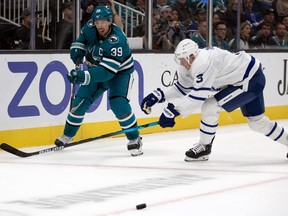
[0,121,159,158]
[0,143,65,158]
[1,143,31,158]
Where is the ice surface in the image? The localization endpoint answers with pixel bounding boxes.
[0,120,288,216]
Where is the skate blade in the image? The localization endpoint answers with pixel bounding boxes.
[184,155,209,162]
[130,149,143,157]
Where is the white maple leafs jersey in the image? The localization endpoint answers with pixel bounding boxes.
[165,47,261,117]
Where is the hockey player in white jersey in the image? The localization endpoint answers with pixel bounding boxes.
[141,38,288,161]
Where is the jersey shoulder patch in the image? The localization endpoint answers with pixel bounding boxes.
[87,19,94,28]
[108,35,119,44]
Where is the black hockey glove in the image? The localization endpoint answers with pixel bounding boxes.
[141,88,165,114]
[159,103,180,128]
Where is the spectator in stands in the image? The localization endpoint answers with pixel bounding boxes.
[15,8,45,49]
[213,12,223,25]
[81,0,123,29]
[133,19,145,37]
[262,8,276,36]
[56,1,73,49]
[152,14,172,50]
[134,8,161,38]
[190,20,207,48]
[170,8,179,22]
[153,9,161,20]
[166,19,186,50]
[159,5,173,31]
[243,0,263,36]
[187,8,206,37]
[133,6,150,37]
[123,0,145,36]
[272,0,288,21]
[187,0,204,10]
[0,23,19,49]
[228,21,252,50]
[187,0,227,13]
[212,21,229,50]
[282,15,288,31]
[253,0,272,12]
[167,0,176,5]
[134,0,145,14]
[281,16,288,42]
[223,0,246,41]
[268,22,288,47]
[250,22,271,48]
[172,0,194,30]
[81,0,96,26]
[213,0,227,14]
[153,0,168,10]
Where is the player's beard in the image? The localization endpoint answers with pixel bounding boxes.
[97,24,111,38]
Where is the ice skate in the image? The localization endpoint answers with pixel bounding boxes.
[127,137,143,156]
[54,135,73,147]
[185,143,212,162]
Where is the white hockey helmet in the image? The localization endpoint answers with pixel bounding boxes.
[174,39,199,63]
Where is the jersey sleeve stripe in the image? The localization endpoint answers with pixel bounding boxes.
[119,55,134,71]
[175,81,192,90]
[119,61,134,71]
[176,81,212,91]
[175,83,187,96]
[121,55,133,66]
[99,62,118,74]
[70,42,86,51]
[102,57,121,66]
[242,56,255,81]
[188,94,206,101]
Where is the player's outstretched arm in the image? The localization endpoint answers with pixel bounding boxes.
[141,88,165,114]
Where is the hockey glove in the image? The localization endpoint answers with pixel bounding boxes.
[141,88,165,114]
[159,103,180,128]
[70,42,86,64]
[67,69,91,85]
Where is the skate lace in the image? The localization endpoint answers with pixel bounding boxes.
[191,143,205,154]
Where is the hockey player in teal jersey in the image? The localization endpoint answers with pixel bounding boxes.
[55,5,143,156]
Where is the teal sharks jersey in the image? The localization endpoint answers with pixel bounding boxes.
[75,20,134,81]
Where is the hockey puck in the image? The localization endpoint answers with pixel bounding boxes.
[136,203,147,210]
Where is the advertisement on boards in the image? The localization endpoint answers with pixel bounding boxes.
[0,52,287,132]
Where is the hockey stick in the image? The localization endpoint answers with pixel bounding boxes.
[70,58,82,110]
[0,121,159,158]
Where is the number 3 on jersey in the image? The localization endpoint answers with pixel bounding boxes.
[196,74,203,83]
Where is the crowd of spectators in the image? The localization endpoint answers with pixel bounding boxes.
[0,0,287,50]
[0,0,123,49]
[151,0,288,50]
